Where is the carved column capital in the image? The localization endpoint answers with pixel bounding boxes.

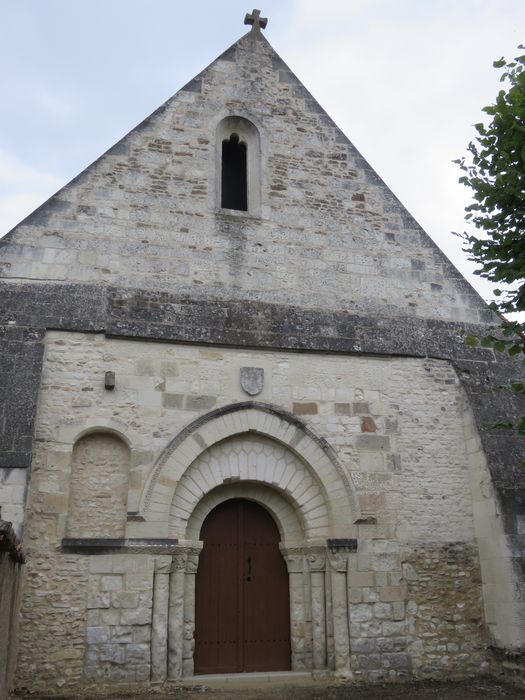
[280,545,304,574]
[327,551,349,572]
[305,546,327,572]
[184,545,203,574]
[171,552,188,572]
[170,542,203,574]
[154,555,173,573]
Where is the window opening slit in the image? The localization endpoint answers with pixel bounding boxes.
[221,133,248,211]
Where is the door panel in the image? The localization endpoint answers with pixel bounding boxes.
[194,498,291,674]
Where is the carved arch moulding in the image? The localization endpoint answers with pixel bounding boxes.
[134,401,361,538]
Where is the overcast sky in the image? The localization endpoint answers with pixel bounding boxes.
[1,0,524,304]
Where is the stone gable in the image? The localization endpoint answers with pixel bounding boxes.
[1,31,489,323]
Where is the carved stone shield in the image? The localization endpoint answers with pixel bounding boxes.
[240,367,264,396]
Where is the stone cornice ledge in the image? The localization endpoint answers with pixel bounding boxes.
[61,537,179,554]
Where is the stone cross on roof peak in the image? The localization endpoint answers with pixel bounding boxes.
[244,8,268,32]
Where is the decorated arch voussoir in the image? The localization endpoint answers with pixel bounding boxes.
[140,401,360,525]
[169,434,328,536]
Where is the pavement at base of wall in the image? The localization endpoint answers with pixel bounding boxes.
[16,677,525,700]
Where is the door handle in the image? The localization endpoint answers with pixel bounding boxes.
[246,555,252,582]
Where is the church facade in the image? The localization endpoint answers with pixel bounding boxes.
[1,12,524,694]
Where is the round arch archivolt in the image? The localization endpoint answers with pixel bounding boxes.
[138,402,360,537]
[171,434,323,540]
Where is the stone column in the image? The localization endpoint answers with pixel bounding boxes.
[182,544,203,677]
[281,545,306,671]
[151,556,171,683]
[328,549,352,678]
[167,551,187,680]
[306,546,327,671]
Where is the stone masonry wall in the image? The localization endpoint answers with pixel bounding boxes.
[14,330,491,692]
[402,543,485,677]
[346,541,485,680]
[31,331,478,542]
[16,494,89,691]
[0,32,489,324]
[84,553,154,685]
[68,433,130,538]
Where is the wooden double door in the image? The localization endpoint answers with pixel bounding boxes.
[194,498,291,674]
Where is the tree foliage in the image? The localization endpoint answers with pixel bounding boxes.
[455,46,525,437]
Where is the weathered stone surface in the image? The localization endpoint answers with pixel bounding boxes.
[401,542,485,677]
[240,366,264,396]
[2,13,523,697]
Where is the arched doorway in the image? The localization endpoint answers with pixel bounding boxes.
[194,498,291,674]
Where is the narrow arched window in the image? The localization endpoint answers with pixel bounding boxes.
[216,116,260,215]
[222,133,247,211]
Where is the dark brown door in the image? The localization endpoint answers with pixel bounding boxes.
[194,498,291,674]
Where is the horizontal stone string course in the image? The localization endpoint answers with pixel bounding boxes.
[61,538,179,554]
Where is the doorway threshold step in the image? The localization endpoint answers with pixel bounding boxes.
[185,671,314,686]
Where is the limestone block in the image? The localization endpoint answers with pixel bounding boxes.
[133,627,151,643]
[101,576,123,592]
[349,604,373,622]
[109,665,134,682]
[111,626,133,643]
[373,603,393,620]
[348,587,363,603]
[120,608,151,625]
[379,586,406,602]
[382,621,407,637]
[99,644,126,665]
[362,587,380,603]
[348,571,374,588]
[100,609,120,625]
[376,637,395,652]
[352,638,375,654]
[89,556,113,574]
[135,665,150,681]
[125,644,150,664]
[358,653,381,670]
[87,594,110,609]
[87,610,100,625]
[392,602,405,621]
[371,554,401,572]
[87,627,110,644]
[382,652,409,669]
[111,592,139,609]
[125,573,152,590]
